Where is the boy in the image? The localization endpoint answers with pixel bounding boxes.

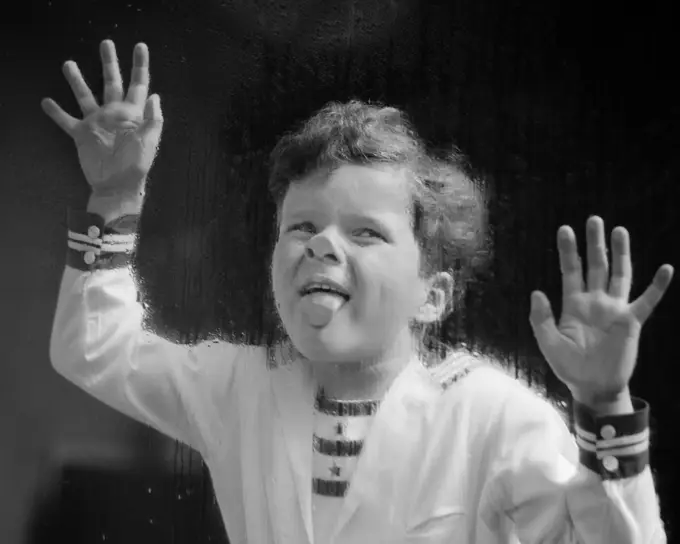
[45,40,673,543]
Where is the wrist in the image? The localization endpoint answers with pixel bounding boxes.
[571,386,634,415]
[87,190,144,224]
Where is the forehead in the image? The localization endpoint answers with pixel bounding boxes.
[281,164,413,218]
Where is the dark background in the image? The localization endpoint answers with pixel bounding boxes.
[1,0,678,542]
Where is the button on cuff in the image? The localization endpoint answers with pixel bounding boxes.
[600,424,616,440]
[602,455,619,472]
[87,225,101,239]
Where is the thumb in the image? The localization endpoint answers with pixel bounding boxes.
[139,94,163,142]
[529,291,559,344]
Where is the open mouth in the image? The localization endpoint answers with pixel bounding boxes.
[300,287,350,301]
[299,283,350,301]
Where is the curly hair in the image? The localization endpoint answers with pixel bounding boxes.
[268,100,493,353]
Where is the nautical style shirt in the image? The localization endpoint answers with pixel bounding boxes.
[50,208,666,543]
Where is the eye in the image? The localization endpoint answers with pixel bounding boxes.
[288,221,316,233]
[355,227,385,240]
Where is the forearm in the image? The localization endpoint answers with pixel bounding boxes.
[496,391,664,544]
[52,206,211,452]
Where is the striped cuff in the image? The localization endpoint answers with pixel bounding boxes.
[66,208,139,271]
[574,397,649,480]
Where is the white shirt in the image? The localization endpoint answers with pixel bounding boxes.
[50,262,666,543]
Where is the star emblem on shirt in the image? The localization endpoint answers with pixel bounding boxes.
[329,463,341,477]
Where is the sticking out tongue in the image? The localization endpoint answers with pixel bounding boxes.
[300,292,346,327]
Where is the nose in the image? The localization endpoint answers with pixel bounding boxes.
[305,233,340,263]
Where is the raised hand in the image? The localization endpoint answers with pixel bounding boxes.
[41,40,163,197]
[529,216,674,406]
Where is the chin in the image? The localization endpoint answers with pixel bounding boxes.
[292,328,362,363]
[295,339,346,364]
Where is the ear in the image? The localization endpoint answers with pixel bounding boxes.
[414,271,454,324]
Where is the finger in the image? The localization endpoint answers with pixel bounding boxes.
[101,40,124,104]
[41,97,79,135]
[62,61,99,116]
[586,216,609,292]
[609,226,632,300]
[126,43,150,106]
[629,264,674,325]
[143,93,163,122]
[529,291,561,350]
[139,94,164,144]
[558,226,584,297]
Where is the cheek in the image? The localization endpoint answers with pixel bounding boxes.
[271,238,308,305]
[358,251,422,315]
[271,242,294,299]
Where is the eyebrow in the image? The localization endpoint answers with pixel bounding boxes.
[283,210,395,230]
[345,213,394,231]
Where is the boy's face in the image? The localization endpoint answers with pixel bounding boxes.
[271,163,447,364]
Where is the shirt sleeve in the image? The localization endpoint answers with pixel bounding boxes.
[486,382,666,544]
[50,208,246,455]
